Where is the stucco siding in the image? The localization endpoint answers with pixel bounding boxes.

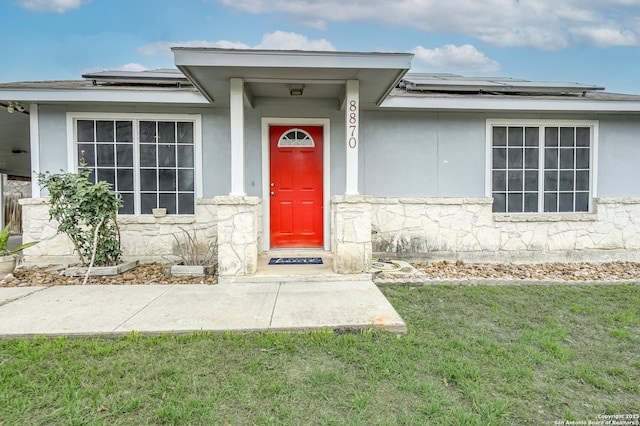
[37,105,69,179]
[434,113,486,197]
[36,105,640,202]
[36,104,231,197]
[362,111,438,197]
[362,111,640,200]
[201,108,231,197]
[361,111,486,197]
[243,108,263,198]
[596,115,640,197]
[245,98,345,197]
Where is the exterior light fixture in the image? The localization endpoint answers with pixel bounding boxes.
[288,84,305,96]
[6,101,25,113]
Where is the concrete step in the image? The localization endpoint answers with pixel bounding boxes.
[219,272,372,284]
[219,251,372,284]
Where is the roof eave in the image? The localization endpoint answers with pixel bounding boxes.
[376,68,410,106]
[175,66,215,103]
[381,96,640,113]
[0,88,209,104]
[172,48,413,69]
[172,48,413,107]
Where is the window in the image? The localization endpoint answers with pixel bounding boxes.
[73,115,200,215]
[489,121,595,213]
[277,129,314,147]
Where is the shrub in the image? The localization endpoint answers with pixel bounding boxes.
[37,167,122,266]
[172,227,217,266]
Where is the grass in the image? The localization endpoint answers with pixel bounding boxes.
[1,284,639,425]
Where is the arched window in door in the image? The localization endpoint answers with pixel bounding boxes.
[277,129,315,147]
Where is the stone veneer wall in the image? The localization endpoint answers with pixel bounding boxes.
[214,196,261,277]
[3,177,31,234]
[20,195,640,266]
[331,195,372,273]
[19,198,218,265]
[3,178,31,196]
[371,197,640,263]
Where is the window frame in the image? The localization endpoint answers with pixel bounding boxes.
[485,119,599,214]
[67,112,203,216]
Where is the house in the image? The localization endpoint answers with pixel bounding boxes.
[1,48,640,278]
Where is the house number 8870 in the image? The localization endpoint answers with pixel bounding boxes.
[348,100,358,149]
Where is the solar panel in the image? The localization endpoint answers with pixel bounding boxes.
[82,68,190,85]
[401,73,604,94]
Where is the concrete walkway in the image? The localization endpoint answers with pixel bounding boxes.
[0,280,407,338]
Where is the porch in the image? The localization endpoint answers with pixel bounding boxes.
[172,49,412,280]
[214,194,374,280]
[218,250,371,284]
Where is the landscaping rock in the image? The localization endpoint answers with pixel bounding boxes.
[0,262,218,287]
[3,260,640,288]
[396,260,640,282]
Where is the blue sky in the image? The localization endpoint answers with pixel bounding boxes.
[2,0,640,93]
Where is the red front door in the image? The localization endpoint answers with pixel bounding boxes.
[269,125,323,248]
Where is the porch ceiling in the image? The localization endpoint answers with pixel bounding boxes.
[172,48,413,108]
[0,106,30,177]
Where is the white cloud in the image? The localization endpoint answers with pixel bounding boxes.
[411,45,500,75]
[216,0,640,49]
[17,0,90,13]
[137,31,335,58]
[255,31,335,50]
[478,27,570,50]
[570,26,638,47]
[80,63,148,75]
[116,63,148,72]
[137,40,250,57]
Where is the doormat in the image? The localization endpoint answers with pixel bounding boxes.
[268,257,323,265]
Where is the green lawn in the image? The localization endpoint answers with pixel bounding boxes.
[1,284,639,425]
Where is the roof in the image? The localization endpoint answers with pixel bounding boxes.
[400,73,605,95]
[82,68,191,86]
[384,73,640,112]
[172,48,413,107]
[1,50,640,112]
[0,77,207,105]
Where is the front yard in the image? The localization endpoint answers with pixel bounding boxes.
[1,284,638,425]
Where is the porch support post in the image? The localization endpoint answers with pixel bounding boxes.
[29,103,40,198]
[345,79,359,195]
[215,195,261,280]
[0,174,4,228]
[331,195,372,274]
[229,78,245,196]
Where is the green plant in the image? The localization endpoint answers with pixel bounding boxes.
[171,227,216,266]
[0,224,37,256]
[37,167,122,266]
[1,285,639,424]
